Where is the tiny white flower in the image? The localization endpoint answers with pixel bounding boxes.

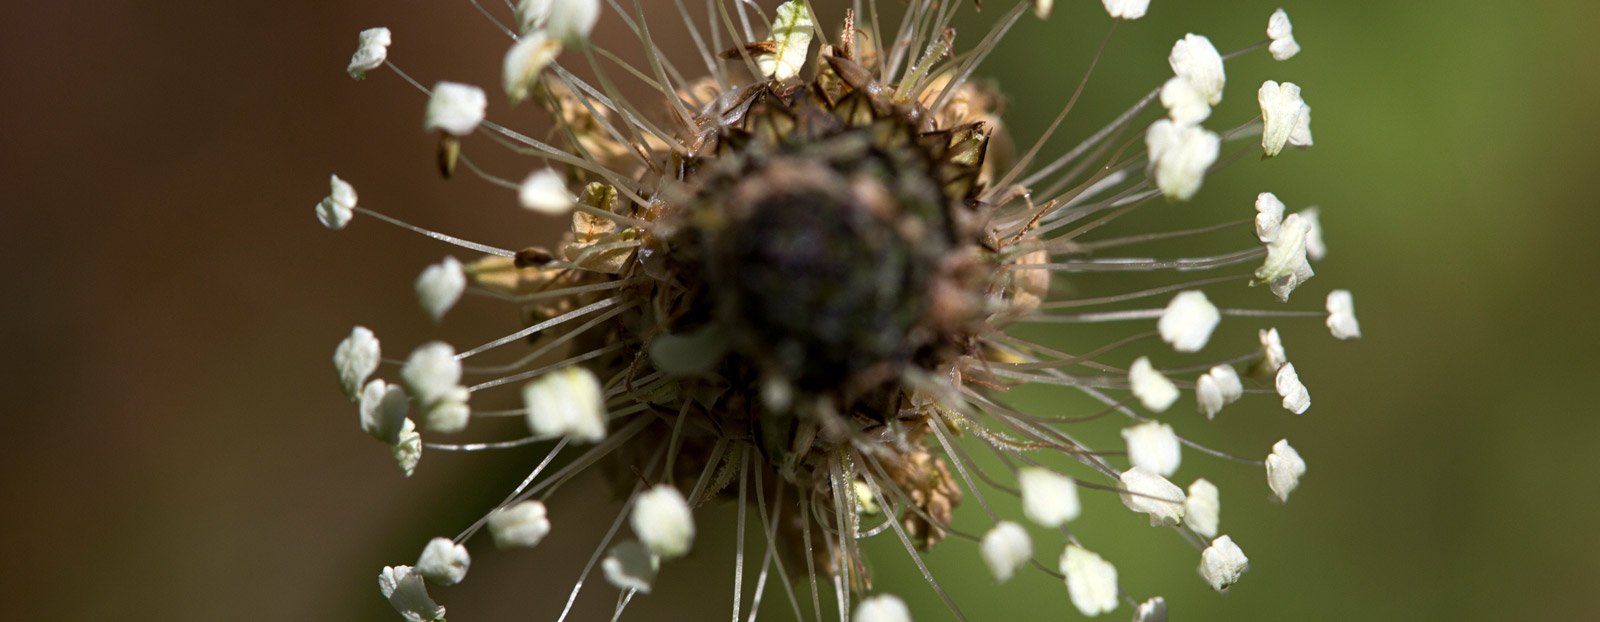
[1266,439,1307,502]
[392,418,422,477]
[545,0,601,47]
[401,342,471,433]
[359,379,409,444]
[514,0,553,34]
[1158,290,1221,353]
[1275,362,1310,414]
[758,1,815,81]
[348,27,392,80]
[1255,212,1315,301]
[378,565,446,622]
[1122,421,1182,477]
[423,82,487,136]
[1208,365,1244,403]
[1259,80,1313,157]
[1184,478,1220,538]
[1129,356,1180,413]
[518,168,574,214]
[1267,8,1301,61]
[601,540,659,593]
[317,174,358,230]
[1169,34,1225,105]
[1326,289,1361,340]
[1199,535,1249,591]
[415,537,470,586]
[1301,207,1326,260]
[415,256,466,322]
[1195,374,1225,419]
[523,366,608,442]
[980,521,1032,583]
[1196,365,1243,419]
[1133,597,1168,622]
[1259,328,1289,372]
[1101,0,1149,20]
[488,500,551,548]
[854,594,913,622]
[1159,76,1211,125]
[1145,119,1221,202]
[1060,545,1119,616]
[1033,0,1054,19]
[1017,467,1081,527]
[503,31,562,105]
[334,325,380,401]
[1119,467,1186,527]
[1255,192,1286,243]
[632,484,695,559]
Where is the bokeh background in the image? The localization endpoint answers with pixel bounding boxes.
[4,0,1597,620]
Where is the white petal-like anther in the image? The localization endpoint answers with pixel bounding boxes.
[318,174,358,230]
[1275,362,1310,414]
[488,500,551,548]
[1129,356,1180,412]
[514,0,553,33]
[758,1,815,81]
[1160,76,1211,124]
[632,485,694,559]
[523,366,608,442]
[1301,207,1326,260]
[1255,192,1286,243]
[423,82,487,136]
[1209,365,1243,403]
[518,168,573,214]
[415,537,470,586]
[334,325,380,401]
[602,540,659,593]
[1259,328,1288,372]
[1169,34,1225,105]
[1266,439,1307,502]
[1196,365,1243,419]
[1102,0,1149,20]
[1159,290,1221,352]
[415,256,465,322]
[392,418,422,477]
[360,379,409,444]
[546,0,600,47]
[503,32,562,105]
[1259,80,1313,157]
[1134,597,1168,622]
[348,27,392,80]
[1199,535,1249,591]
[1146,119,1221,202]
[378,565,446,622]
[1122,421,1182,477]
[1255,212,1315,301]
[981,521,1032,583]
[1268,9,1301,61]
[1119,467,1186,527]
[1018,467,1081,527]
[401,342,471,433]
[1326,289,1361,339]
[854,594,913,622]
[1184,478,1220,539]
[1061,545,1119,616]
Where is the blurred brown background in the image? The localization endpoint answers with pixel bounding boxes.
[3,1,1598,620]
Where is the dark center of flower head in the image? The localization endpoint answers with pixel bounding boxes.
[654,82,995,438]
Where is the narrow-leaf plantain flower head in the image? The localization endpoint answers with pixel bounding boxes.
[321,1,1357,618]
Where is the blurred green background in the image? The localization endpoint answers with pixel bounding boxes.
[3,0,1596,620]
